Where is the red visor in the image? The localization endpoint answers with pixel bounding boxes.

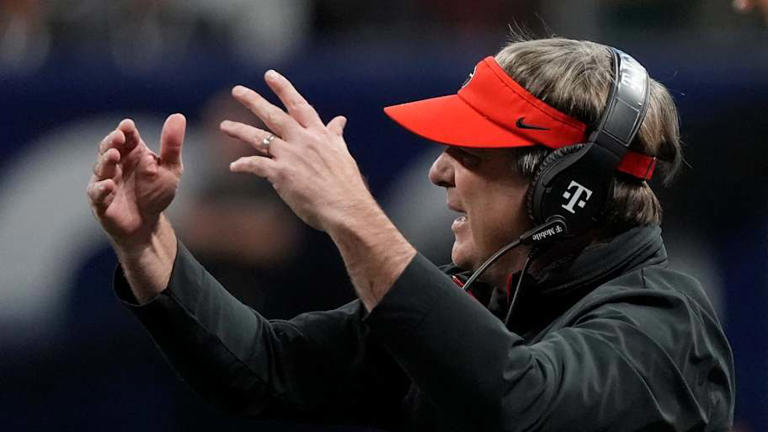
[384,56,655,180]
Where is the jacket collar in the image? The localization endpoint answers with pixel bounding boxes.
[446,224,667,333]
[530,224,667,296]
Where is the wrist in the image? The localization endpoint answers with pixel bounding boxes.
[326,202,416,311]
[322,193,381,236]
[109,213,162,254]
[114,214,178,304]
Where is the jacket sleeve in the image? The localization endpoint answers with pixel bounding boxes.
[114,242,408,425]
[365,253,732,431]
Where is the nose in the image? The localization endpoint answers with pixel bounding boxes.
[429,149,454,188]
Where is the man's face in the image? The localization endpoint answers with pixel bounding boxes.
[429,147,532,271]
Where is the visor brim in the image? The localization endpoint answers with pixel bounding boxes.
[384,95,537,149]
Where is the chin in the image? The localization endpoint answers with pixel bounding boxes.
[451,241,476,271]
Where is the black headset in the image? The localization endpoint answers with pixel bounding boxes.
[526,48,651,235]
[462,48,652,323]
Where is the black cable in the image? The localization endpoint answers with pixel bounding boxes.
[461,216,567,295]
[504,254,532,327]
[459,217,567,329]
[461,238,522,294]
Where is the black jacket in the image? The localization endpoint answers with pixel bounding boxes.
[115,225,735,431]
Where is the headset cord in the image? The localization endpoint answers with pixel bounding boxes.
[504,253,532,327]
[460,217,567,328]
[461,238,522,294]
[461,215,566,296]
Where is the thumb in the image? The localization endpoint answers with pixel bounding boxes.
[326,116,347,136]
[160,113,186,167]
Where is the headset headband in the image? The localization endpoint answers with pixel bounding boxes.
[589,49,651,162]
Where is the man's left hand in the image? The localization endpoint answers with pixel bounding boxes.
[220,71,376,233]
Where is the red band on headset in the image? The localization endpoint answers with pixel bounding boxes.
[617,152,656,180]
[384,56,656,180]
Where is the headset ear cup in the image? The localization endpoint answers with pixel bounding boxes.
[526,144,587,225]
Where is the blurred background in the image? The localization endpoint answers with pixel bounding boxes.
[0,0,765,430]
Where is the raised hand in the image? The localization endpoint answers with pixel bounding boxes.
[87,114,186,248]
[219,71,375,232]
[219,71,416,311]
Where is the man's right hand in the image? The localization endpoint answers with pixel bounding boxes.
[87,114,186,304]
[87,114,186,249]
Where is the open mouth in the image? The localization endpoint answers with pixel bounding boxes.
[448,204,468,230]
[451,214,468,234]
[446,198,468,231]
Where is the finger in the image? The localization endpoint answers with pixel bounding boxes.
[231,85,298,138]
[326,116,347,137]
[137,152,160,180]
[220,120,282,157]
[264,70,323,129]
[87,179,116,213]
[118,118,143,152]
[229,156,278,180]
[98,129,126,155]
[160,113,186,168]
[93,148,121,179]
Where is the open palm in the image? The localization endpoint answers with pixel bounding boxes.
[87,114,186,246]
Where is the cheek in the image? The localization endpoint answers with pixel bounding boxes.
[469,211,508,247]
[468,193,530,247]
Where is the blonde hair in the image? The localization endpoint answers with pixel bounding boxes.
[495,37,682,229]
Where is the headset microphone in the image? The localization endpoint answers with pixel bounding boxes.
[461,216,568,296]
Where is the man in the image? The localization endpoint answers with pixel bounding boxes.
[87,37,734,431]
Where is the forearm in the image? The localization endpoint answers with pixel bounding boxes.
[327,203,416,312]
[115,242,399,422]
[115,242,281,415]
[113,214,177,304]
[364,253,534,430]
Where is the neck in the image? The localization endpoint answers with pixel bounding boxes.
[478,244,531,289]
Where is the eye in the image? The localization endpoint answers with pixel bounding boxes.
[447,147,481,169]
